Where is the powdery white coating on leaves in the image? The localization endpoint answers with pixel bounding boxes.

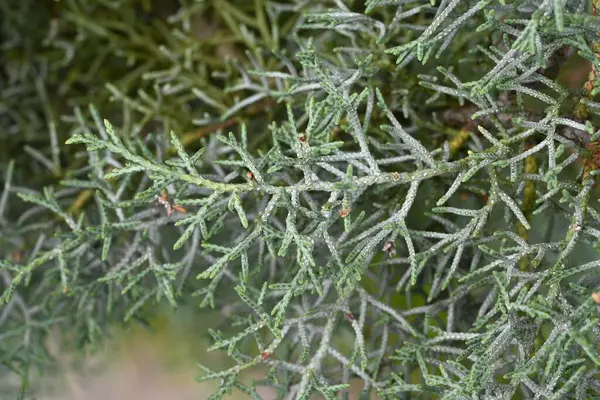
[2,0,600,399]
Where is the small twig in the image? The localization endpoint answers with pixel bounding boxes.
[179,118,239,149]
[178,98,275,149]
[296,315,336,398]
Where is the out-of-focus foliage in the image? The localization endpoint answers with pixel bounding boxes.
[2,0,600,399]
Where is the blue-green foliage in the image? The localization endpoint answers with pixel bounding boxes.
[2,0,600,398]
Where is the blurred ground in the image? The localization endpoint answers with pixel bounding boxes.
[33,305,278,400]
[39,340,275,400]
[29,304,372,400]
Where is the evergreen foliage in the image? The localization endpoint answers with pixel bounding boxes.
[2,0,600,398]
